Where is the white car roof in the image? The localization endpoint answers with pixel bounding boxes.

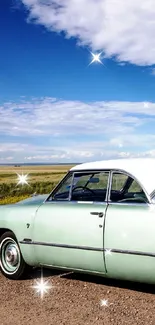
[71,158,155,196]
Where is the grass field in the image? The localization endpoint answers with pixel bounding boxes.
[0,165,74,204]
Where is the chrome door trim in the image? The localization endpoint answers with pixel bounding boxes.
[19,240,155,258]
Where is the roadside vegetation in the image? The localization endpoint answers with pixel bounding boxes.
[0,165,73,204]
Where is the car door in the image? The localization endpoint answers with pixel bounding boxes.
[32,170,109,274]
[104,171,155,283]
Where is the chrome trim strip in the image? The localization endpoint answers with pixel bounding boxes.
[69,172,74,201]
[107,248,155,258]
[150,189,155,201]
[19,240,103,251]
[105,171,111,202]
[107,170,113,202]
[19,240,155,257]
[108,202,150,207]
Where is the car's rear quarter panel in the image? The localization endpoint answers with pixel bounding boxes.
[104,203,155,283]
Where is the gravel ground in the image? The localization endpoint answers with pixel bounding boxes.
[0,268,155,325]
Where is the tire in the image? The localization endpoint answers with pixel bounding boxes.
[0,231,28,280]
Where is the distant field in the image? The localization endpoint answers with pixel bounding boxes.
[0,165,74,204]
[0,165,74,183]
[0,165,74,172]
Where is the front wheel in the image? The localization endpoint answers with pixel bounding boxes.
[0,231,28,280]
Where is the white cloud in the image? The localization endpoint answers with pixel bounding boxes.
[0,157,14,161]
[0,141,110,162]
[1,97,155,138]
[0,143,30,152]
[21,0,155,66]
[1,139,155,163]
[110,134,155,149]
[118,149,155,158]
[1,97,155,162]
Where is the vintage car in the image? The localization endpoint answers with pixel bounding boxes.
[1,158,155,284]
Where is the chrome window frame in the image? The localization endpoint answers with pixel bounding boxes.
[150,189,155,201]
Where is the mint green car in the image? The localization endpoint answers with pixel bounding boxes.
[1,158,155,283]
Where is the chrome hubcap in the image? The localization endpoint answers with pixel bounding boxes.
[5,245,19,266]
[0,237,21,274]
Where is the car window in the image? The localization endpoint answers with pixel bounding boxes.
[111,173,128,191]
[110,172,148,203]
[52,173,73,200]
[128,180,142,193]
[71,171,109,202]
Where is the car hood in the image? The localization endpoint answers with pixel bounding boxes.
[15,194,49,206]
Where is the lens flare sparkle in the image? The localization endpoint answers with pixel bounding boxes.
[32,270,52,299]
[105,249,112,256]
[89,52,103,65]
[100,299,109,307]
[16,173,29,186]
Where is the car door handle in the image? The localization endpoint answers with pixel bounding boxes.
[90,212,104,218]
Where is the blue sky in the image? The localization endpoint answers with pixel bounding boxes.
[1,0,155,163]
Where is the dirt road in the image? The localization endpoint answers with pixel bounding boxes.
[0,268,155,325]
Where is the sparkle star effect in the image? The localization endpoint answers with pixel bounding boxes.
[16,173,29,186]
[100,299,113,307]
[143,102,149,109]
[32,269,52,299]
[100,299,109,307]
[89,52,103,66]
[105,249,112,256]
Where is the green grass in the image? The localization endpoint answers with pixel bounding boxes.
[0,165,72,204]
[0,195,31,205]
